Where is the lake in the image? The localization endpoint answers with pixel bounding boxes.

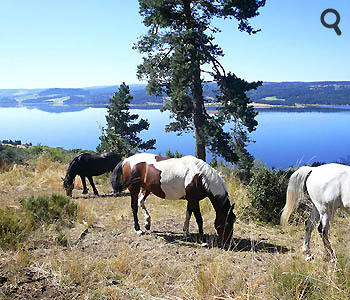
[1,106,350,169]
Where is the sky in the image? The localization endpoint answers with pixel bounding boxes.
[0,0,349,89]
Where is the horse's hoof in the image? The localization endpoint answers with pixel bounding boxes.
[145,224,151,231]
[305,254,314,261]
[200,242,208,247]
[136,230,144,236]
[183,231,190,237]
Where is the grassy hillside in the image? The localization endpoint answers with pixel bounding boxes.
[1,150,350,299]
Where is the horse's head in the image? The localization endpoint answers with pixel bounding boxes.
[215,201,236,246]
[110,160,125,195]
[62,175,74,197]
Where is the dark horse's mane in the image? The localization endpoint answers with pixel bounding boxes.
[65,154,83,179]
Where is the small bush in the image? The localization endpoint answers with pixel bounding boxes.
[0,207,29,248]
[20,194,78,225]
[28,146,78,163]
[243,167,294,224]
[1,194,78,248]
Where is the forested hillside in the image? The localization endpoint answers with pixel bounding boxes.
[0,81,349,109]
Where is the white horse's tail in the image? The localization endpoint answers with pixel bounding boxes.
[281,166,313,227]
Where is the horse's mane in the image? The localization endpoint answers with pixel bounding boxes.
[189,157,229,205]
[65,153,86,178]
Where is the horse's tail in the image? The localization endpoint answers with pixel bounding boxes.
[110,160,126,194]
[280,166,313,227]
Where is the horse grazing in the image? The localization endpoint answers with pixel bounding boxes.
[63,152,122,197]
[110,153,236,245]
[281,163,350,260]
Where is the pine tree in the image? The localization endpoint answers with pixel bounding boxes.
[97,83,156,156]
[134,0,265,165]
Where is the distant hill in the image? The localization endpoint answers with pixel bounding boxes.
[0,81,349,109]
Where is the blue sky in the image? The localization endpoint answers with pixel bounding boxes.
[0,0,349,89]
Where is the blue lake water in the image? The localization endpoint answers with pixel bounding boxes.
[1,106,350,169]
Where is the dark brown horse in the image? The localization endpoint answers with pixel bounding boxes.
[63,152,121,196]
[110,153,236,245]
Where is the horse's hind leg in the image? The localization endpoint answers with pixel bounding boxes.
[318,213,336,262]
[138,190,151,231]
[302,205,320,256]
[87,176,99,196]
[80,176,88,194]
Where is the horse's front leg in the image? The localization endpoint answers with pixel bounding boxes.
[80,175,88,194]
[130,187,142,235]
[188,199,204,242]
[87,176,99,196]
[138,189,151,230]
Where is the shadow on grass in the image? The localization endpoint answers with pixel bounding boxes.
[152,230,290,254]
[72,191,130,199]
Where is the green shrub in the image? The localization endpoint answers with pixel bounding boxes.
[28,146,79,163]
[1,195,78,249]
[244,167,294,224]
[20,194,77,225]
[0,144,27,172]
[0,208,29,248]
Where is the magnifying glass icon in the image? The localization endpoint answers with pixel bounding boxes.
[321,9,342,36]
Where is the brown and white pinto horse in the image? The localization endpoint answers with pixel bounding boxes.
[110,153,236,244]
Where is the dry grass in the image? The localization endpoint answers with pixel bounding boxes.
[1,158,350,299]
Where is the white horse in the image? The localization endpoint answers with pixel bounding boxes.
[281,163,350,260]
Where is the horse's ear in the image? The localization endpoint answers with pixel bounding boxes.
[230,203,235,212]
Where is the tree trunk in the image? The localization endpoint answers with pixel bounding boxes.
[183,0,206,161]
[192,67,206,162]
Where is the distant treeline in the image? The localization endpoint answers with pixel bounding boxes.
[1,140,32,147]
[0,81,349,108]
[247,81,350,106]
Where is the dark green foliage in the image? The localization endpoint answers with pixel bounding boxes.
[97,83,156,156]
[244,166,294,224]
[248,81,350,106]
[165,149,183,158]
[0,143,83,172]
[0,143,27,171]
[0,208,28,248]
[135,0,265,163]
[20,194,77,225]
[27,146,81,163]
[1,194,77,249]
